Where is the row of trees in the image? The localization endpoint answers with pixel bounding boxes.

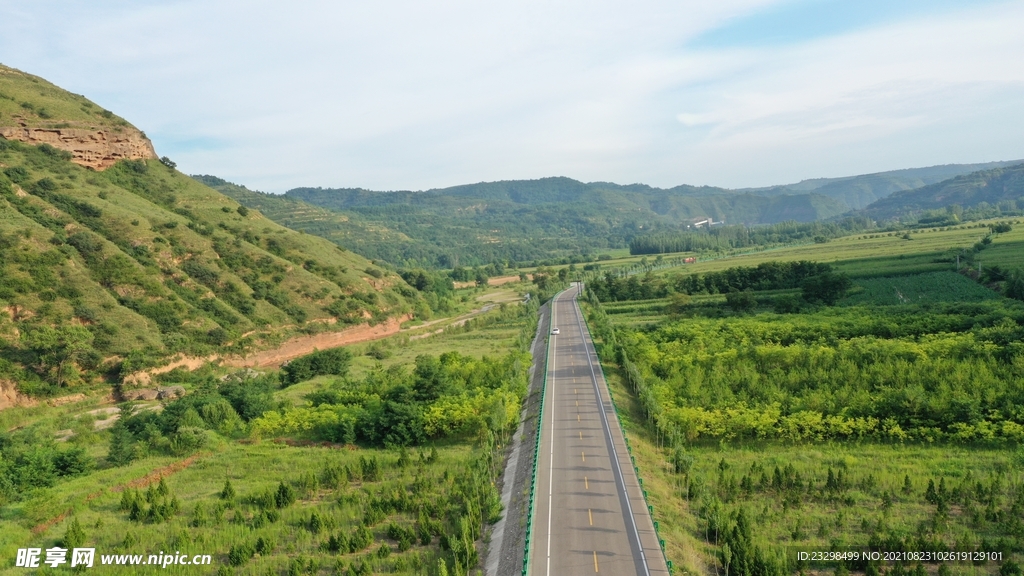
[587,261,852,308]
[629,217,878,255]
[252,350,529,447]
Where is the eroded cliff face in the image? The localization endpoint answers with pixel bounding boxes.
[0,125,156,170]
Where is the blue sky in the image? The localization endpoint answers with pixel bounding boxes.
[1,0,1022,192]
[688,0,1005,48]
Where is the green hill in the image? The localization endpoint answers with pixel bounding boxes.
[863,163,1024,220]
[740,160,1024,209]
[226,178,846,268]
[0,65,418,396]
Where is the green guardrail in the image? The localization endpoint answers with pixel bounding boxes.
[578,295,675,575]
[523,296,557,576]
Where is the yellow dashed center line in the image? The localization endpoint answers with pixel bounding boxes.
[585,476,589,490]
[581,451,585,462]
[594,551,599,572]
[589,508,593,525]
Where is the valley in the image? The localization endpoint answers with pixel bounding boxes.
[2,60,1024,576]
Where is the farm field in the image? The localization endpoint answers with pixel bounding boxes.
[569,218,1024,283]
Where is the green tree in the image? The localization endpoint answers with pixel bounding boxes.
[22,325,94,387]
[62,517,86,549]
[221,478,236,501]
[1005,269,1024,301]
[801,272,852,305]
[725,289,757,313]
[665,292,691,316]
[107,422,139,466]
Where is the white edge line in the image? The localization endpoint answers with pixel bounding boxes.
[545,298,556,576]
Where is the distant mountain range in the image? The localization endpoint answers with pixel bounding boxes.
[203,160,1024,268]
[863,163,1024,220]
[286,159,1024,224]
[739,160,1024,210]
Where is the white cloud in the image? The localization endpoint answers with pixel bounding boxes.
[0,0,1022,191]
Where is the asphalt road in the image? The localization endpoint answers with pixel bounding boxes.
[528,285,669,576]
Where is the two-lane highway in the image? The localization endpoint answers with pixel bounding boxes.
[528,285,669,575]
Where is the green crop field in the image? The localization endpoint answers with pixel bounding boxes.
[843,272,997,306]
[576,219,1024,282]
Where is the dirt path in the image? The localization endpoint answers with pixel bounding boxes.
[119,314,416,381]
[31,453,206,535]
[407,304,500,341]
[222,314,412,369]
[453,274,530,289]
[130,290,523,379]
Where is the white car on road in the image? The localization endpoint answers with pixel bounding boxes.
[551,327,560,335]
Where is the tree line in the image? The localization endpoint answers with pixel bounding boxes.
[628,217,878,255]
[588,261,851,307]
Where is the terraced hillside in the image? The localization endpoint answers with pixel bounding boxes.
[0,65,419,397]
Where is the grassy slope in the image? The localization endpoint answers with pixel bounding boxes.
[193,175,428,269]
[0,64,132,132]
[1,68,419,394]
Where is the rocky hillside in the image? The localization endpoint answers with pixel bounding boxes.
[0,64,156,169]
[0,64,419,397]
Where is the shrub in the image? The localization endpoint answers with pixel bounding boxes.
[275,481,296,508]
[3,166,29,183]
[281,347,352,385]
[169,427,207,455]
[61,517,86,549]
[349,525,373,552]
[227,541,255,566]
[725,289,757,312]
[53,447,94,476]
[801,272,852,305]
[255,536,275,556]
